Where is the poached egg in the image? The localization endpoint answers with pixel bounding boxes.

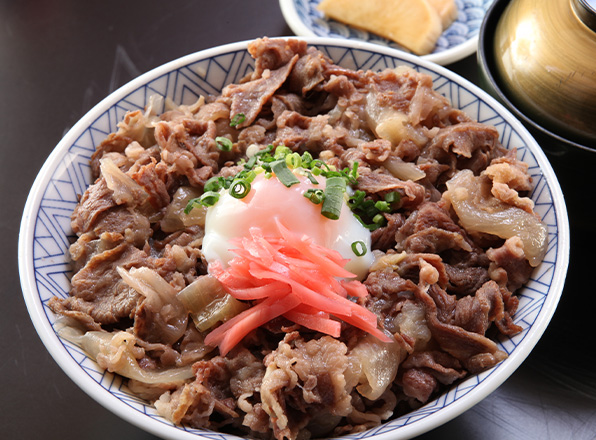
[202,171,374,280]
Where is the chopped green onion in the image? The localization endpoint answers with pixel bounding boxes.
[351,241,367,257]
[215,136,233,151]
[204,176,225,193]
[184,198,201,214]
[348,190,366,209]
[385,191,401,204]
[271,159,300,187]
[184,190,221,213]
[348,188,400,229]
[260,162,272,173]
[256,144,275,156]
[244,154,258,170]
[364,204,379,219]
[301,151,314,167]
[304,188,325,204]
[365,222,382,231]
[311,159,330,172]
[199,191,221,207]
[349,162,359,183]
[372,213,386,225]
[321,176,346,220]
[229,179,251,199]
[374,200,391,212]
[306,171,319,185]
[244,170,257,183]
[230,113,246,128]
[274,145,292,159]
[285,152,302,169]
[185,141,375,221]
[324,170,342,178]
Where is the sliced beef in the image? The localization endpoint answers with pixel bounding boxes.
[444,264,490,297]
[395,202,493,296]
[401,351,466,385]
[370,213,404,250]
[396,201,467,247]
[421,122,507,185]
[399,350,466,402]
[50,241,149,326]
[288,46,328,95]
[134,325,213,369]
[71,178,116,235]
[364,268,418,332]
[357,168,427,210]
[92,206,152,247]
[400,367,438,403]
[154,119,220,187]
[130,159,170,210]
[247,37,307,80]
[274,111,331,152]
[415,284,508,373]
[156,365,238,429]
[361,138,393,164]
[155,348,265,432]
[223,54,299,128]
[487,236,534,292]
[397,253,449,288]
[261,333,353,440]
[90,110,157,178]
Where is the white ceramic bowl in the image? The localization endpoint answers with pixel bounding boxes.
[19,37,569,440]
[279,0,495,65]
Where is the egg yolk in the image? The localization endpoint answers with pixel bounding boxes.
[202,172,374,280]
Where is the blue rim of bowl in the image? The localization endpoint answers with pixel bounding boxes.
[19,37,569,440]
[477,0,596,153]
[279,0,496,65]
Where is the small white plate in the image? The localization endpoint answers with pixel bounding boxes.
[280,0,495,65]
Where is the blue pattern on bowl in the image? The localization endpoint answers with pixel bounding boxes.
[22,40,567,440]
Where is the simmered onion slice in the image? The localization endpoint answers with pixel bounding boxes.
[445,169,547,267]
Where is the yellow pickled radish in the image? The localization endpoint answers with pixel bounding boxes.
[427,0,458,30]
[317,0,443,55]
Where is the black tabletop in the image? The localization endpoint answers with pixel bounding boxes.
[2,1,595,439]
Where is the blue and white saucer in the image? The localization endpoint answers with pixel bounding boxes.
[280,0,495,65]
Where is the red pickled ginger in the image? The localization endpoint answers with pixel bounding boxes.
[204,219,391,355]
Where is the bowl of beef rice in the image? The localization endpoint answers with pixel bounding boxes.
[19,37,569,440]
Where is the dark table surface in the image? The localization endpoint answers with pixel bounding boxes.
[2,1,595,439]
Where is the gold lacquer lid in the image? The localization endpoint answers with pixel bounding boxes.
[494,0,596,145]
